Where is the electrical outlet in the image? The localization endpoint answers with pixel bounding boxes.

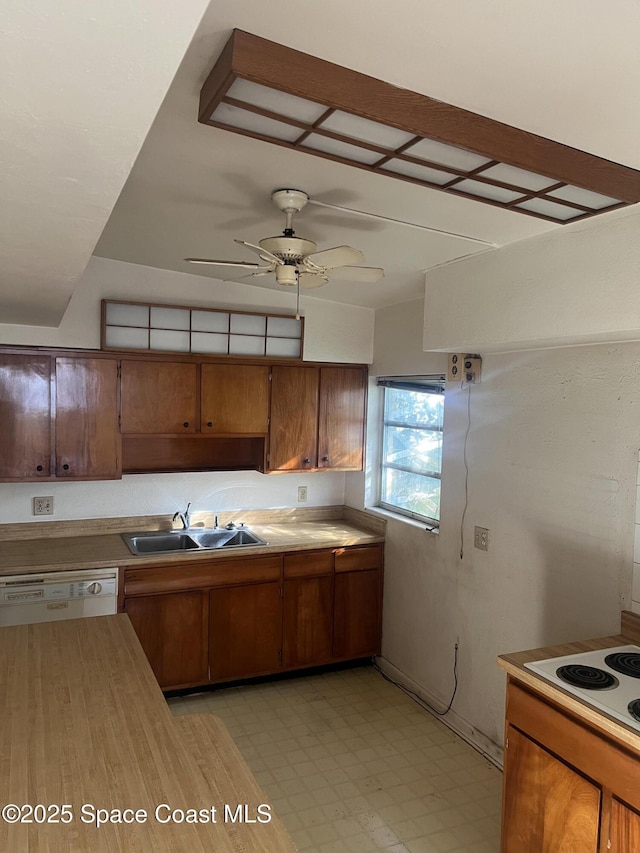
[464,356,482,384]
[447,353,463,381]
[297,485,308,502]
[474,526,489,551]
[33,496,54,516]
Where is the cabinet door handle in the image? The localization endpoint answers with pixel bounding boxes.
[36,465,43,472]
[183,422,190,428]
[322,456,329,462]
[303,458,311,464]
[207,421,213,428]
[62,463,70,471]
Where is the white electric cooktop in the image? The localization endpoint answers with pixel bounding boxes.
[525,644,640,732]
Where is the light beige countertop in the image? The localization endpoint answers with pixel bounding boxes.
[498,610,640,754]
[0,506,385,576]
[0,614,297,852]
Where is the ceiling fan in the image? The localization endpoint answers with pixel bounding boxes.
[185,189,385,289]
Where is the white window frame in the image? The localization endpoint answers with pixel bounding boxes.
[377,376,445,528]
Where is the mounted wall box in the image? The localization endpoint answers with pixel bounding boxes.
[447,353,482,383]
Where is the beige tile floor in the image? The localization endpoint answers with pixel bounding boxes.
[168,666,502,852]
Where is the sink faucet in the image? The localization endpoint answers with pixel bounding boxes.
[172,502,192,530]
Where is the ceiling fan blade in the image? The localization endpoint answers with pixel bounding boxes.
[298,272,328,290]
[184,258,266,269]
[304,245,364,269]
[327,265,385,283]
[234,239,284,266]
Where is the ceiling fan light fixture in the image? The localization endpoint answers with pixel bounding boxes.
[275,265,298,287]
[199,30,640,224]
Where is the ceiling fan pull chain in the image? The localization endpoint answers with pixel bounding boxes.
[295,272,300,320]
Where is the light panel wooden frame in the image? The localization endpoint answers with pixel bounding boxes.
[101,299,304,360]
[199,30,640,225]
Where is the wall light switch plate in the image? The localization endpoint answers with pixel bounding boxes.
[474,526,489,551]
[297,486,308,502]
[33,496,54,515]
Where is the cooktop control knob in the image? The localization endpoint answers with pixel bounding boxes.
[86,582,102,595]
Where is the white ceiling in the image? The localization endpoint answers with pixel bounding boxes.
[4,0,640,324]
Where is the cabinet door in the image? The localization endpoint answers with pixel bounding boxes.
[209,582,281,682]
[333,569,382,659]
[609,799,640,852]
[268,365,318,470]
[120,360,197,434]
[125,591,209,689]
[55,358,120,479]
[0,354,51,479]
[201,364,269,433]
[318,367,366,470]
[283,576,333,668]
[502,725,600,853]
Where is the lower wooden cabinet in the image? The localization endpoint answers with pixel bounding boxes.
[209,582,281,681]
[283,575,333,668]
[502,679,640,853]
[333,545,383,659]
[124,543,384,691]
[610,798,640,852]
[124,590,209,689]
[333,569,382,659]
[502,725,600,852]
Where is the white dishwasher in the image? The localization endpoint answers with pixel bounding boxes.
[0,568,118,626]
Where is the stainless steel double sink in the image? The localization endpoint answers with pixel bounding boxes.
[122,527,267,556]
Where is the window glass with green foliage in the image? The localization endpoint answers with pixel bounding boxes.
[379,379,444,523]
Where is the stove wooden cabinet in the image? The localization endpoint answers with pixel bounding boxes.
[502,677,640,853]
[123,542,383,691]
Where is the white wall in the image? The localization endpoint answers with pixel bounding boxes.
[423,207,640,353]
[349,297,639,757]
[0,256,374,364]
[0,257,374,524]
[0,471,345,525]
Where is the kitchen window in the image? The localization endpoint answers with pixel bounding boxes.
[377,377,445,526]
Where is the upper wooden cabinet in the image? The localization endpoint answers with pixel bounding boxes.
[268,365,367,472]
[201,364,269,434]
[55,358,120,479]
[0,354,51,479]
[269,365,319,470]
[0,352,120,482]
[121,360,270,436]
[1,346,366,480]
[120,360,198,434]
[318,366,367,471]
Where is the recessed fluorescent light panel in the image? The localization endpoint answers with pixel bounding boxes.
[199,31,640,224]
